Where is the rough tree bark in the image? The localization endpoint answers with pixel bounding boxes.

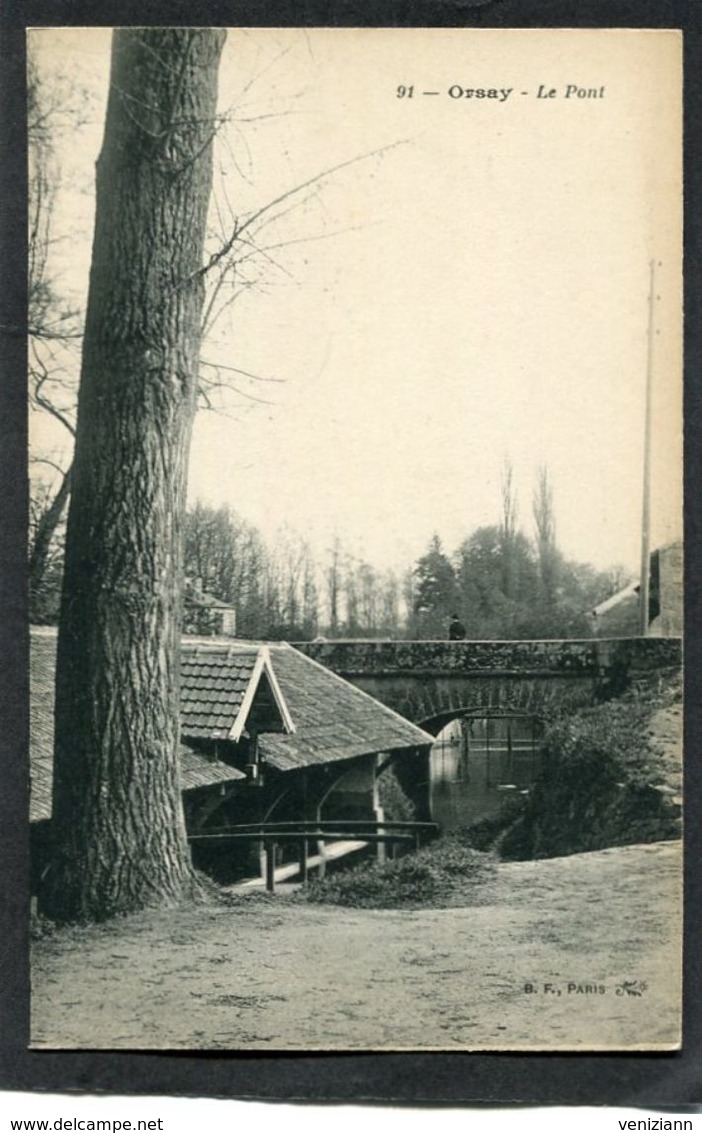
[41,29,226,922]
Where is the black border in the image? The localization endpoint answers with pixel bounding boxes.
[1,0,700,1106]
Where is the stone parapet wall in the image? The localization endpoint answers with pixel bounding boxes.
[295,638,681,729]
[297,637,682,678]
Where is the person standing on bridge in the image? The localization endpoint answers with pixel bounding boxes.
[448,614,466,640]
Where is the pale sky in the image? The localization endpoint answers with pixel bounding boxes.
[31,27,683,575]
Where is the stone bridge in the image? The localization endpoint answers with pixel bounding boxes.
[295,638,682,735]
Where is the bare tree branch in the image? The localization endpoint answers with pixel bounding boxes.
[191,138,408,287]
[199,358,285,384]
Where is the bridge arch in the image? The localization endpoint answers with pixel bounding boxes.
[415,686,557,737]
[427,709,546,831]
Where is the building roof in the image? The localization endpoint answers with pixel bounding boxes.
[29,630,246,823]
[180,641,294,741]
[31,738,245,824]
[29,628,433,821]
[591,580,640,619]
[184,580,234,611]
[178,744,246,790]
[29,629,58,822]
[180,639,433,771]
[259,644,433,772]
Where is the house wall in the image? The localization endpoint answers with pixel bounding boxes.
[220,608,236,636]
[652,541,683,637]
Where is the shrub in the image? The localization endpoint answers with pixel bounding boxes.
[376,764,416,823]
[301,837,493,909]
[499,678,682,859]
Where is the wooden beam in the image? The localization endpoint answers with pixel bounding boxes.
[190,831,417,844]
[193,819,438,834]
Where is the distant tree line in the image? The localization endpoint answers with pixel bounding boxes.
[408,464,630,640]
[31,473,630,641]
[181,504,403,640]
[407,528,627,641]
[181,464,630,641]
[32,499,629,644]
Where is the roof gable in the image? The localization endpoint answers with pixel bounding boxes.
[179,641,294,741]
[30,630,433,814]
[258,644,434,772]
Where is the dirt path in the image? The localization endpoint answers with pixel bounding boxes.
[31,840,681,1051]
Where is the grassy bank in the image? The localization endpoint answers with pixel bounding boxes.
[497,677,682,859]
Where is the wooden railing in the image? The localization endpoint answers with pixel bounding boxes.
[189,819,438,892]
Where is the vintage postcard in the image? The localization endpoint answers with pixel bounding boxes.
[28,27,683,1052]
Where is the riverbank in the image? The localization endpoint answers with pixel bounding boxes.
[31,839,681,1051]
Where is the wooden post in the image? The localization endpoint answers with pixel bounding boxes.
[316,803,327,879]
[374,756,386,864]
[298,839,308,884]
[265,840,276,894]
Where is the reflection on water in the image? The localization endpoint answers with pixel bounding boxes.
[429,714,542,833]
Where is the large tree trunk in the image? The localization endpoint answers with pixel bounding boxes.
[42,29,226,923]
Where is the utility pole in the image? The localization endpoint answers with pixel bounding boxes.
[639,259,657,635]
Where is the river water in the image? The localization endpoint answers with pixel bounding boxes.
[429,714,543,833]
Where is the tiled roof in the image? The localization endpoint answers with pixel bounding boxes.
[31,739,244,824]
[178,743,245,791]
[29,629,434,818]
[30,630,245,823]
[180,644,259,739]
[180,641,294,740]
[29,628,58,823]
[259,644,433,772]
[179,639,434,772]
